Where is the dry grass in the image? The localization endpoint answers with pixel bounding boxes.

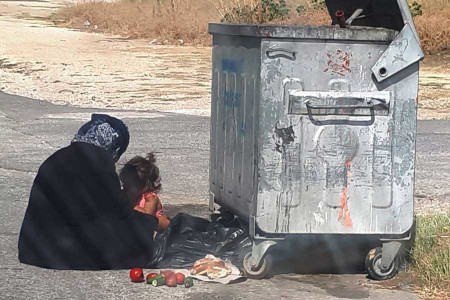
[212,0,259,23]
[418,0,450,11]
[408,213,450,300]
[414,11,450,54]
[55,0,218,45]
[410,0,450,53]
[54,0,449,50]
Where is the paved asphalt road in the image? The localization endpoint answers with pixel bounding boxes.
[1,91,448,299]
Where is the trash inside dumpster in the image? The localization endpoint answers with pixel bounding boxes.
[208,0,423,280]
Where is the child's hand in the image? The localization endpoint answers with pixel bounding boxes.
[157,214,171,231]
[134,194,160,215]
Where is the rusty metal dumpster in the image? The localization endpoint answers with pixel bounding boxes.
[208,0,423,280]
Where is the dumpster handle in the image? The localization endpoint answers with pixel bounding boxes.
[304,98,387,111]
[304,100,376,125]
[266,48,296,60]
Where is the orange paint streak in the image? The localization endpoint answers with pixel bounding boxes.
[338,161,353,228]
[338,187,353,228]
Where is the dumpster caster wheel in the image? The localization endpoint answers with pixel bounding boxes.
[365,247,399,280]
[242,252,273,279]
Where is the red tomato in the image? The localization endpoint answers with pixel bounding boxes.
[129,268,144,282]
[175,273,185,285]
[160,270,175,278]
[165,275,177,287]
[146,273,158,280]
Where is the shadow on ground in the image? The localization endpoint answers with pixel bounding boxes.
[160,204,384,277]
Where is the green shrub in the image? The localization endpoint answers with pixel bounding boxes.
[409,1,423,17]
[310,0,326,11]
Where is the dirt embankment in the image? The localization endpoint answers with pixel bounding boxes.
[0,0,449,118]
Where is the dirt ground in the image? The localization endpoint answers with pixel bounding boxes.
[0,0,212,115]
[1,0,449,119]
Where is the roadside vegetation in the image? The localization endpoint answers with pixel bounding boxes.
[408,213,450,300]
[54,0,449,53]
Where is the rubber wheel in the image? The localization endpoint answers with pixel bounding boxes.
[365,247,400,280]
[242,252,273,279]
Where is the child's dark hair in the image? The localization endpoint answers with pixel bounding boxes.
[120,153,162,204]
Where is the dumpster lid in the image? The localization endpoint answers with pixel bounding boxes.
[324,0,404,31]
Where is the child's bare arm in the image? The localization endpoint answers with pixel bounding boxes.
[157,214,171,231]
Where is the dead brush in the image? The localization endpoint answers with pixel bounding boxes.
[417,0,450,11]
[414,12,450,54]
[283,9,329,26]
[55,0,217,45]
[212,0,259,23]
[54,0,450,51]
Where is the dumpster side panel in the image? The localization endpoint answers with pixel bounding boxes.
[210,35,261,220]
[256,39,417,235]
[380,65,418,234]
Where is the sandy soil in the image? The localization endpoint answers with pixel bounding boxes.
[0,0,212,115]
[0,0,449,118]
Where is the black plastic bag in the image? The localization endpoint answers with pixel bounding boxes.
[148,213,252,269]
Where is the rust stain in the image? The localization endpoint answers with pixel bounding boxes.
[345,161,352,176]
[338,187,353,228]
[323,50,352,77]
[338,161,353,228]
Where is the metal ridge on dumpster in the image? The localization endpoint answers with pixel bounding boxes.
[208,23,397,42]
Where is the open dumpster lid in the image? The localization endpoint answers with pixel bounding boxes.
[325,0,404,31]
[324,0,424,83]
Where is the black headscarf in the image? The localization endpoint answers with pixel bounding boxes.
[72,114,130,162]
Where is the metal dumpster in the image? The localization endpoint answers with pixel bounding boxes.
[208,0,423,279]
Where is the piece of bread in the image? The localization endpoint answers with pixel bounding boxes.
[191,260,226,275]
[192,257,218,269]
[206,266,232,279]
[191,255,232,279]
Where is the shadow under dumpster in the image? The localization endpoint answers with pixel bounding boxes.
[270,236,375,275]
[158,204,382,276]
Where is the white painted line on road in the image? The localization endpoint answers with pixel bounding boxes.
[163,109,211,117]
[45,112,165,120]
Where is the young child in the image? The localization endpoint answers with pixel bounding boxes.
[120,153,171,231]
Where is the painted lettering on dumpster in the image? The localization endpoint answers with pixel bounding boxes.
[224,91,241,108]
[221,58,244,73]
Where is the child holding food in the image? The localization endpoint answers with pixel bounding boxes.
[120,153,171,231]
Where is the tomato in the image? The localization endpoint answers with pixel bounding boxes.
[146,273,158,280]
[175,273,185,285]
[160,270,175,278]
[129,268,144,282]
[165,275,177,287]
